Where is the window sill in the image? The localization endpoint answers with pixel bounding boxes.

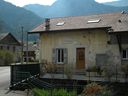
[56,62,64,64]
[122,58,128,61]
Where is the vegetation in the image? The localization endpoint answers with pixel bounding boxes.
[81,82,112,96]
[103,65,116,81]
[32,83,112,96]
[86,66,103,75]
[122,64,128,79]
[33,88,77,96]
[0,50,14,65]
[64,64,74,79]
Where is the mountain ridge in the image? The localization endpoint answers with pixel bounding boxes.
[104,0,128,7]
[0,0,42,40]
[24,0,128,18]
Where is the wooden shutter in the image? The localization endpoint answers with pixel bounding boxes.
[52,48,56,64]
[64,48,68,64]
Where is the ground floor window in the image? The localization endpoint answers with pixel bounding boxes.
[57,49,64,63]
[52,48,67,64]
[122,49,128,59]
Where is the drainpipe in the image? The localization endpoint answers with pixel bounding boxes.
[116,34,122,81]
[116,34,122,54]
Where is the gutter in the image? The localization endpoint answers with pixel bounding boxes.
[28,27,110,34]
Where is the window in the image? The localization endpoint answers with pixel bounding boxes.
[52,48,67,64]
[87,19,101,23]
[122,49,128,59]
[57,49,64,63]
[56,22,65,26]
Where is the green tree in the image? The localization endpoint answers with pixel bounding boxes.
[0,50,14,66]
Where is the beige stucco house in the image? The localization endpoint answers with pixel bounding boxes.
[30,12,128,72]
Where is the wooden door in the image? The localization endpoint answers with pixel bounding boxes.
[76,48,85,69]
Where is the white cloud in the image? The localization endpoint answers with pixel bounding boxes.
[4,0,56,7]
[95,0,120,3]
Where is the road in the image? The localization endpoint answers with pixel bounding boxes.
[0,66,10,90]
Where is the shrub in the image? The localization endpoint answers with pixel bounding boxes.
[64,64,74,79]
[122,64,128,78]
[81,82,112,96]
[33,88,77,96]
[86,66,103,75]
[33,88,49,96]
[0,50,14,65]
[103,65,116,81]
[53,89,77,96]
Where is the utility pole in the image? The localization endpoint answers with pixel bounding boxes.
[26,32,28,64]
[21,26,24,64]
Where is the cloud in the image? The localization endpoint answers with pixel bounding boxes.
[4,0,56,7]
[95,0,120,3]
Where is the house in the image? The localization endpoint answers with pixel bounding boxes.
[29,12,128,72]
[23,42,39,62]
[0,33,21,62]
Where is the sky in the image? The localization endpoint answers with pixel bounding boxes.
[4,0,120,7]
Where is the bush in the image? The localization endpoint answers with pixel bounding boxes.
[33,88,77,96]
[81,82,112,96]
[0,50,14,65]
[86,66,103,75]
[64,64,74,79]
[122,64,128,78]
[33,88,49,96]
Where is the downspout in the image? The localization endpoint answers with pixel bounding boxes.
[116,34,122,64]
[116,34,122,54]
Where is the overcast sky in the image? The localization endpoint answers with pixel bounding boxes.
[4,0,120,7]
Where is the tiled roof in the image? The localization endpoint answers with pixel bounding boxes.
[30,12,128,33]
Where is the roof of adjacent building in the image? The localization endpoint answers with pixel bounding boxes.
[30,12,128,33]
[0,33,9,41]
[0,33,21,45]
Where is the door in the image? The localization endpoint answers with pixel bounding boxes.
[76,48,85,69]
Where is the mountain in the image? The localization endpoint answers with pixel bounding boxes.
[0,0,43,40]
[24,0,128,18]
[24,4,50,18]
[104,0,128,7]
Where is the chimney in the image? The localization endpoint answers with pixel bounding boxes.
[45,18,50,31]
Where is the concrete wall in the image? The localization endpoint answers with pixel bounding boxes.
[39,29,122,69]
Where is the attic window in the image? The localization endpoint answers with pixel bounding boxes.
[56,22,65,26]
[87,19,101,23]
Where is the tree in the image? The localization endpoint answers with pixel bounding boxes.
[0,50,14,66]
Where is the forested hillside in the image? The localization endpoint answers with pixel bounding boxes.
[0,0,42,39]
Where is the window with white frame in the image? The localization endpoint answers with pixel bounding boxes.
[122,49,128,59]
[52,48,67,64]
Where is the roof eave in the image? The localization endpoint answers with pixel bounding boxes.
[28,26,110,34]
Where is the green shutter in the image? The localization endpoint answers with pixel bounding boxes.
[64,48,68,64]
